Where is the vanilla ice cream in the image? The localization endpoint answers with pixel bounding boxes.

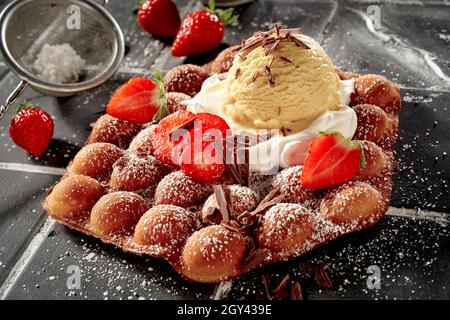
[222,28,342,133]
[184,26,357,173]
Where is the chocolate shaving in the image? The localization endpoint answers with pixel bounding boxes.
[235,135,250,186]
[258,273,304,300]
[289,33,310,49]
[262,274,273,300]
[225,162,246,185]
[252,71,259,82]
[264,39,280,56]
[275,23,281,37]
[239,24,309,58]
[280,56,292,63]
[221,222,241,234]
[272,274,291,299]
[281,127,288,137]
[290,282,303,300]
[213,185,230,223]
[169,115,198,137]
[240,35,265,52]
[262,66,275,87]
[202,205,219,224]
[235,68,241,79]
[268,56,275,68]
[236,187,284,226]
[213,139,246,186]
[299,262,333,289]
[244,248,270,271]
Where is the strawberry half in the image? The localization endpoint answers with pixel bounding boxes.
[171,0,238,57]
[179,113,230,184]
[301,131,366,190]
[151,110,196,164]
[9,104,54,157]
[106,72,168,124]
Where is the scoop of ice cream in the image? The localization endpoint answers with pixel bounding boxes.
[221,27,342,133]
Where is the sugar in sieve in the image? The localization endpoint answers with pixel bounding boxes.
[0,0,124,119]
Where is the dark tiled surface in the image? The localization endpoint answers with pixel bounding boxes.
[323,2,450,91]
[0,0,449,300]
[5,224,214,300]
[392,89,450,211]
[0,171,59,286]
[228,216,450,300]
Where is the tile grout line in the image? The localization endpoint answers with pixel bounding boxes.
[387,206,449,225]
[0,162,66,176]
[0,217,56,300]
[346,6,450,87]
[318,0,339,45]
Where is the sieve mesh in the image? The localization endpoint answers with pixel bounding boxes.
[5,0,116,82]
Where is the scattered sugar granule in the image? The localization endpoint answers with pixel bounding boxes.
[33,43,85,83]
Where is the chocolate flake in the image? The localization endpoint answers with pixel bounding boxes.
[262,274,273,300]
[268,56,275,68]
[290,282,303,300]
[213,185,230,223]
[280,56,292,63]
[239,24,309,59]
[273,274,291,299]
[299,262,333,289]
[244,248,270,271]
[169,115,198,137]
[262,66,275,87]
[202,205,219,224]
[237,187,285,226]
[252,71,259,82]
[289,33,310,49]
[235,68,241,79]
[264,39,280,56]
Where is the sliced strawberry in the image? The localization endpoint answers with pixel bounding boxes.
[106,77,166,123]
[301,131,365,190]
[179,113,230,184]
[181,138,226,184]
[151,110,196,164]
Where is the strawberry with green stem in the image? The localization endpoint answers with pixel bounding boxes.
[172,0,239,57]
[137,0,181,37]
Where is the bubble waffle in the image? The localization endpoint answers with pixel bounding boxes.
[43,48,401,284]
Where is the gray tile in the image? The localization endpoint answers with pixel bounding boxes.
[0,170,60,286]
[322,1,450,91]
[228,215,450,300]
[3,223,215,300]
[392,89,450,211]
[0,72,137,167]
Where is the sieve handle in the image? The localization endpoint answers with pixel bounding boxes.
[0,80,29,121]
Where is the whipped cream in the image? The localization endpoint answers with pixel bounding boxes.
[184,74,357,174]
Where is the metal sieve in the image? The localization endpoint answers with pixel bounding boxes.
[0,0,124,119]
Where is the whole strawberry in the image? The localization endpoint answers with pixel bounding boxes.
[172,0,238,57]
[138,0,181,37]
[9,104,54,157]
